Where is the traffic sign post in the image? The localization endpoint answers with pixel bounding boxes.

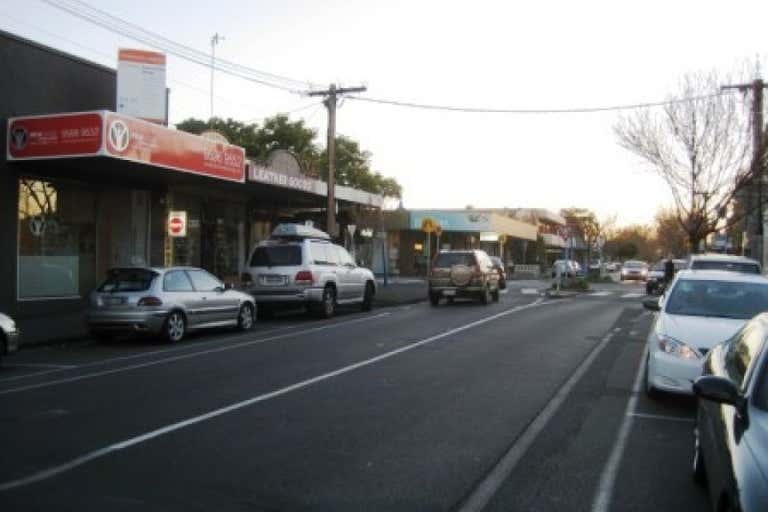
[421,217,439,276]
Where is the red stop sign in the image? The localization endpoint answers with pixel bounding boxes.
[169,216,184,235]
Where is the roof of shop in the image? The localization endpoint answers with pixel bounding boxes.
[407,209,538,241]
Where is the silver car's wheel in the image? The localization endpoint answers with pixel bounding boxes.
[165,311,186,343]
[692,426,706,485]
[320,286,336,318]
[238,303,254,331]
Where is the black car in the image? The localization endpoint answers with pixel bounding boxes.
[692,313,768,512]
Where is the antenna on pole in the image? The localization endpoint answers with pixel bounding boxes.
[210,32,225,120]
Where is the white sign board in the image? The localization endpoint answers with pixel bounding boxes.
[117,49,167,124]
[168,211,187,238]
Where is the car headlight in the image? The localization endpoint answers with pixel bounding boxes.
[657,334,700,360]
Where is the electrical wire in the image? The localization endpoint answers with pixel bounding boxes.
[40,0,315,94]
[346,92,736,114]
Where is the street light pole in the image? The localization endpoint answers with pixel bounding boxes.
[210,33,224,120]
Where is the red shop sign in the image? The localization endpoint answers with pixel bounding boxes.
[7,112,103,159]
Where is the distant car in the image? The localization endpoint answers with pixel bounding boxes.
[489,256,507,289]
[643,269,768,397]
[606,262,620,272]
[0,313,20,365]
[428,250,500,306]
[242,224,376,319]
[688,253,761,274]
[645,259,687,295]
[620,260,648,281]
[692,312,768,510]
[87,267,256,343]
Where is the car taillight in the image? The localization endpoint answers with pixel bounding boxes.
[295,271,314,285]
[240,272,253,284]
[137,296,163,307]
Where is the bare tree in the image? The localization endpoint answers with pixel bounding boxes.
[615,71,754,252]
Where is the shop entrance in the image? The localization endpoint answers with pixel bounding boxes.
[99,189,150,271]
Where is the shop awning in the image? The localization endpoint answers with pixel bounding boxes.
[409,210,538,241]
[7,111,246,183]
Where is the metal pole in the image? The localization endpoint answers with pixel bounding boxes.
[210,33,223,120]
[326,84,337,238]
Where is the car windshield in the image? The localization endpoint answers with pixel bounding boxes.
[624,261,645,268]
[665,279,768,319]
[250,245,302,267]
[434,252,475,267]
[97,269,156,292]
[490,257,503,266]
[690,260,760,274]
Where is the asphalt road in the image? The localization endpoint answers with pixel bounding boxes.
[0,282,710,511]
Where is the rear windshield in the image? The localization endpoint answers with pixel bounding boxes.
[624,261,645,268]
[434,252,476,267]
[98,269,156,292]
[250,245,302,267]
[690,260,760,274]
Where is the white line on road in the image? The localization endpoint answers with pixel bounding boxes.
[590,347,648,512]
[0,299,549,492]
[620,293,644,299]
[0,313,392,396]
[457,330,617,512]
[520,288,539,295]
[588,291,613,297]
[0,323,303,385]
[628,412,694,423]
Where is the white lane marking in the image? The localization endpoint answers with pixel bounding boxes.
[588,291,612,297]
[500,289,509,295]
[0,323,302,385]
[613,328,622,332]
[521,288,539,295]
[621,293,644,299]
[457,330,617,512]
[591,347,648,512]
[628,412,694,423]
[0,313,391,396]
[0,299,549,492]
[1,363,78,369]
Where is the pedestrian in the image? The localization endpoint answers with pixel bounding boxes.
[664,256,675,284]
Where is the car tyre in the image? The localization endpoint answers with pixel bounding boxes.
[480,285,491,305]
[692,426,707,485]
[317,285,336,318]
[91,331,115,343]
[238,303,255,331]
[429,291,440,307]
[164,311,186,343]
[492,287,500,302]
[361,282,374,311]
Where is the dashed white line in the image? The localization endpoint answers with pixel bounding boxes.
[590,347,648,512]
[0,299,549,492]
[588,291,612,297]
[521,288,539,295]
[0,313,392,396]
[620,293,644,299]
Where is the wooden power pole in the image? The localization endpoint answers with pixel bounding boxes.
[307,84,367,238]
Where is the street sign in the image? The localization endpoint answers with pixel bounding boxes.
[168,211,187,237]
[117,49,167,124]
[435,225,443,237]
[421,217,438,233]
[499,234,508,244]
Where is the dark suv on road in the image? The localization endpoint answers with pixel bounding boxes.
[428,250,500,306]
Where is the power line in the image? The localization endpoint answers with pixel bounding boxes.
[39,0,315,94]
[346,91,736,114]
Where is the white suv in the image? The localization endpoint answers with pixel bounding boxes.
[243,224,376,319]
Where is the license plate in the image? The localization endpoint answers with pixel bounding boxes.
[443,289,456,296]
[259,275,286,286]
[104,297,125,306]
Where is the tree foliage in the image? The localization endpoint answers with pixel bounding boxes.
[604,224,658,262]
[176,116,402,198]
[614,71,756,251]
[654,208,689,257]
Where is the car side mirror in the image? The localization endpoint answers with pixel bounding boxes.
[643,298,661,311]
[693,376,746,411]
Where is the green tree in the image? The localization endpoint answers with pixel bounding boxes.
[175,117,260,155]
[319,135,402,198]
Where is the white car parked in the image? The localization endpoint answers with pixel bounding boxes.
[242,224,376,319]
[643,269,768,397]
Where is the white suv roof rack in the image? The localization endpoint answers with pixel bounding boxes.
[270,223,331,241]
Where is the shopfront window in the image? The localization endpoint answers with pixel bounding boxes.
[18,178,97,298]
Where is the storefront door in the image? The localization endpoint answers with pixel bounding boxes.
[99,189,150,272]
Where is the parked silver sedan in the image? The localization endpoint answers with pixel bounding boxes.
[87,267,256,342]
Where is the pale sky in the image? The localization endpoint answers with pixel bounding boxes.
[3,0,767,226]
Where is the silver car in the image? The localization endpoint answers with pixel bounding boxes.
[243,224,377,319]
[0,312,21,365]
[87,267,256,342]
